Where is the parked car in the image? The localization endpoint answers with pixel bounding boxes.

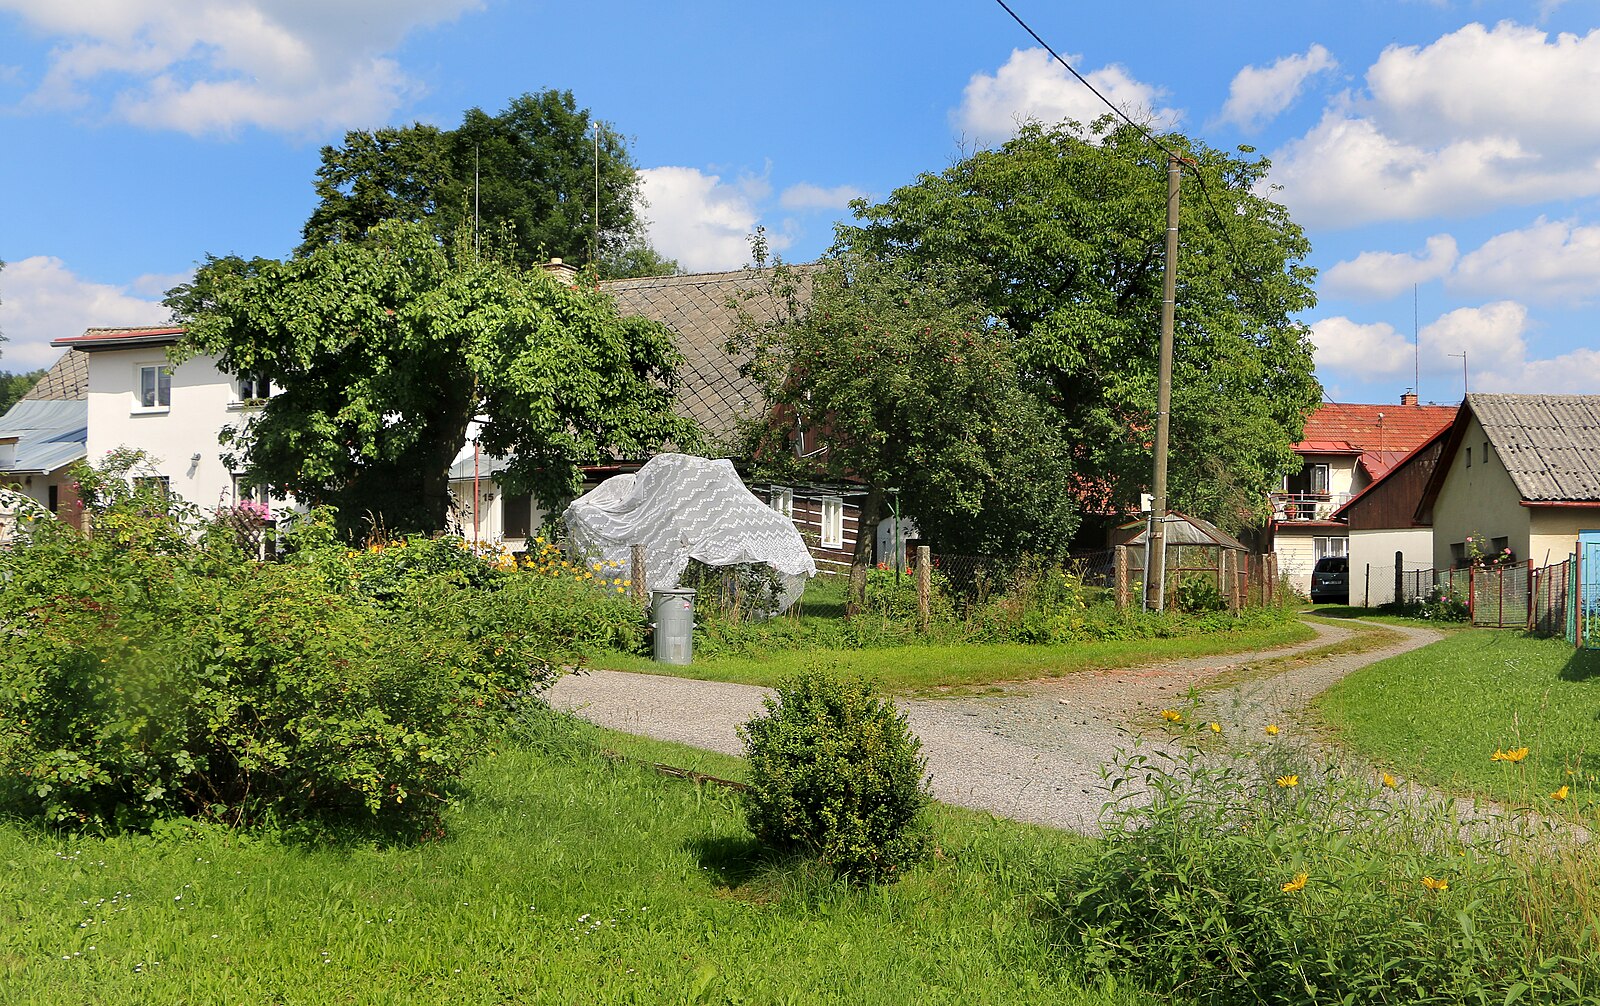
[1310,556,1349,604]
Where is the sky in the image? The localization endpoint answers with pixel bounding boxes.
[1,0,1597,407]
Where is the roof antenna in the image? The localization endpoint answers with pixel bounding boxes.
[1412,283,1419,404]
[593,118,601,267]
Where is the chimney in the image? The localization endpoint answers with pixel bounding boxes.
[541,257,578,286]
[1400,391,1418,407]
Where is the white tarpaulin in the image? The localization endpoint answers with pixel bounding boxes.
[563,454,817,612]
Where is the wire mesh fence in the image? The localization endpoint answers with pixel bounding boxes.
[1396,558,1573,637]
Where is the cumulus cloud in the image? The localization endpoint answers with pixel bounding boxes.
[0,0,479,135]
[953,47,1180,144]
[1268,22,1600,227]
[1218,44,1337,131]
[1321,234,1458,301]
[637,166,789,273]
[779,182,866,211]
[1451,217,1600,304]
[1310,317,1416,378]
[0,256,172,369]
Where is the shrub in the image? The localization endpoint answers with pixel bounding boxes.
[861,563,955,623]
[681,558,789,621]
[1050,740,1600,1004]
[739,671,930,883]
[1388,584,1470,622]
[1175,573,1228,614]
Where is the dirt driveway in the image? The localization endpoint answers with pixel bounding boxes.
[546,618,1441,834]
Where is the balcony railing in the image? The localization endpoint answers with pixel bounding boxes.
[1269,491,1351,522]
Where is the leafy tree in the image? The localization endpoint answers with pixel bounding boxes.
[733,253,1080,595]
[167,220,700,535]
[301,89,670,278]
[837,119,1321,532]
[0,370,48,414]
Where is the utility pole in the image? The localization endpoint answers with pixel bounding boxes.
[1146,154,1182,612]
[593,119,601,267]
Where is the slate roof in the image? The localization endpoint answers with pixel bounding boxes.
[23,350,88,401]
[601,269,796,445]
[1469,394,1600,502]
[0,399,88,476]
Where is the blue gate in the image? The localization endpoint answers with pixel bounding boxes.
[1580,531,1600,648]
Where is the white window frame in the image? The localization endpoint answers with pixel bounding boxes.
[135,364,172,413]
[821,498,844,549]
[133,475,171,498]
[232,475,270,509]
[234,373,272,407]
[771,487,794,518]
[1313,536,1348,561]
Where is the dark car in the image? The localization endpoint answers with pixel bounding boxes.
[1310,556,1350,604]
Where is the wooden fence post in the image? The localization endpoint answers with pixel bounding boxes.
[916,545,931,631]
[1114,545,1129,610]
[630,543,647,605]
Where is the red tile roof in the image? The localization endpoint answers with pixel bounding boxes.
[1294,402,1456,456]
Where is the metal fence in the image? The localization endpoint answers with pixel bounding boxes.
[1398,559,1573,637]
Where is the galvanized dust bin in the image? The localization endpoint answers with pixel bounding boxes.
[651,588,697,665]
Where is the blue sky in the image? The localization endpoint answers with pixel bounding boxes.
[1,0,1597,407]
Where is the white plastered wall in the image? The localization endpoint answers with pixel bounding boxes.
[1430,415,1531,570]
[1348,528,1433,605]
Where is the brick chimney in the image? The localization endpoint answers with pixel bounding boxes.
[541,257,578,286]
[1400,391,1419,406]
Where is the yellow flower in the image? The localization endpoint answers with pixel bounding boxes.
[1208,722,1221,734]
[1265,724,1279,736]
[1421,876,1449,892]
[1382,772,1397,788]
[1276,774,1299,788]
[1492,746,1530,763]
[612,578,623,585]
[1552,785,1570,801]
[615,586,625,594]
[1280,872,1308,893]
[1161,709,1182,723]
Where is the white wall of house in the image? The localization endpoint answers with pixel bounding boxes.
[83,348,270,513]
[1348,528,1433,605]
[1430,415,1530,570]
[1529,509,1590,568]
[1275,528,1348,596]
[448,476,546,550]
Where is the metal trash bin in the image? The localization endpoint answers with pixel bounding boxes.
[650,588,697,665]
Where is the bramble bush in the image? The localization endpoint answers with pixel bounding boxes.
[739,671,930,883]
[1050,735,1600,1004]
[0,456,640,835]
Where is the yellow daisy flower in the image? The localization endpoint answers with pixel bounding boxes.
[1161,709,1182,723]
[1280,873,1308,893]
[1276,774,1299,788]
[1265,724,1280,736]
[1421,876,1448,892]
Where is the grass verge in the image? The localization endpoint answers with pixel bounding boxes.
[1314,630,1600,814]
[596,619,1317,692]
[0,717,1151,1006]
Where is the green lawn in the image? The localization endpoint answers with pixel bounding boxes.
[0,722,1151,1005]
[1314,630,1600,812]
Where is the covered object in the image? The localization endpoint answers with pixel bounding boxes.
[563,454,816,611]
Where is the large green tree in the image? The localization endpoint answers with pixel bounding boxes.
[167,220,699,535]
[838,120,1321,532]
[301,90,674,278]
[734,254,1080,583]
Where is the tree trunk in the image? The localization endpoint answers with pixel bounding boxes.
[847,486,883,614]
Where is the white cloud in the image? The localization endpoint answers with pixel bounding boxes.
[779,182,866,211]
[1451,217,1600,304]
[637,167,789,273]
[1310,317,1415,378]
[1490,346,1600,393]
[1218,44,1337,131]
[0,0,480,136]
[1268,23,1600,227]
[953,47,1180,144]
[0,256,172,369]
[1419,301,1528,376]
[1321,234,1458,301]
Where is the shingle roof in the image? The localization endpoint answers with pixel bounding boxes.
[1470,394,1600,502]
[0,399,88,475]
[601,269,797,445]
[23,350,88,401]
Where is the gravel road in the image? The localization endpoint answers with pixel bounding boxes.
[546,618,1442,834]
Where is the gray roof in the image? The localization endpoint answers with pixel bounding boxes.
[1471,393,1600,502]
[601,269,799,445]
[23,350,88,401]
[1116,511,1247,550]
[448,453,511,482]
[0,399,88,476]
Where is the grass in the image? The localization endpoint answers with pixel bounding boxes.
[0,717,1154,1006]
[1188,615,1405,694]
[1315,629,1600,814]
[1304,603,1476,631]
[597,620,1317,692]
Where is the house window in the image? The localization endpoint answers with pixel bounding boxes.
[1483,441,1490,466]
[47,485,58,513]
[821,498,844,549]
[771,487,794,518]
[1286,462,1330,496]
[236,373,272,403]
[503,493,534,539]
[1466,447,1472,468]
[133,475,171,498]
[1313,536,1348,561]
[137,365,172,410]
[232,476,270,509]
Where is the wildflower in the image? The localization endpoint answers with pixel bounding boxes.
[1265,724,1279,736]
[1492,746,1530,763]
[1552,785,1570,801]
[615,587,625,594]
[1421,876,1448,892]
[1276,774,1299,788]
[1281,873,1308,893]
[1161,709,1182,723]
[1382,772,1397,788]
[1208,722,1221,734]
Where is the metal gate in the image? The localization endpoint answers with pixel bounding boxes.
[1470,563,1530,628]
[1580,532,1600,648]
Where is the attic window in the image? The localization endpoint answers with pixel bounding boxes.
[1466,447,1472,468]
[1483,441,1490,466]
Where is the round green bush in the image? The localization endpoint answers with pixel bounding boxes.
[738,671,930,883]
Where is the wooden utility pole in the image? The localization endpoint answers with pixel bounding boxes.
[1145,155,1181,612]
